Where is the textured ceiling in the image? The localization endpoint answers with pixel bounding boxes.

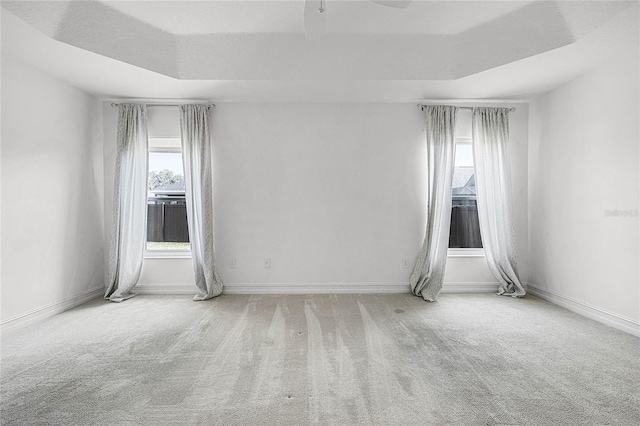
[1,0,638,101]
[98,0,537,35]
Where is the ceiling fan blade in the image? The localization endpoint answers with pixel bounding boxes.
[370,0,412,9]
[304,0,326,41]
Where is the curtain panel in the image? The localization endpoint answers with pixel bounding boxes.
[410,105,458,301]
[179,105,224,301]
[105,104,148,302]
[472,107,526,297]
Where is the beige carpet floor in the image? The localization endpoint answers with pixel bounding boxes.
[1,293,639,425]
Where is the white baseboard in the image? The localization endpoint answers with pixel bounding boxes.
[133,282,499,295]
[527,284,640,337]
[223,282,410,294]
[441,282,499,293]
[134,284,198,295]
[1,287,104,334]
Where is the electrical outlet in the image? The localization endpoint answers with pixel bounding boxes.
[229,257,236,269]
[402,258,410,269]
[263,258,271,268]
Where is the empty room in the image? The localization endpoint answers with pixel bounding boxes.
[1,0,638,425]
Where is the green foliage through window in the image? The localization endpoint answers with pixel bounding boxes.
[148,169,184,191]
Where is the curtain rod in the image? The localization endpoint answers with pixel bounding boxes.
[110,103,214,109]
[418,104,515,112]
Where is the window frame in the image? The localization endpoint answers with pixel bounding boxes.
[144,138,191,259]
[448,136,484,258]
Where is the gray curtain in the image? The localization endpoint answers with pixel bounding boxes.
[105,104,148,302]
[179,105,223,301]
[410,105,458,301]
[472,107,526,297]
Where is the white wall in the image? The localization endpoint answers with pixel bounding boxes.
[1,54,104,328]
[102,102,528,293]
[213,104,425,289]
[528,47,639,327]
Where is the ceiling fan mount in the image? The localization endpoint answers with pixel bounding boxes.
[304,0,412,40]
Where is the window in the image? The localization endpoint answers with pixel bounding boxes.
[146,138,190,257]
[449,137,483,254]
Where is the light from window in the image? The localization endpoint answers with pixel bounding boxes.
[449,141,482,248]
[147,143,190,252]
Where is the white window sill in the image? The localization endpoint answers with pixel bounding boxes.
[144,250,192,259]
[448,248,485,258]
